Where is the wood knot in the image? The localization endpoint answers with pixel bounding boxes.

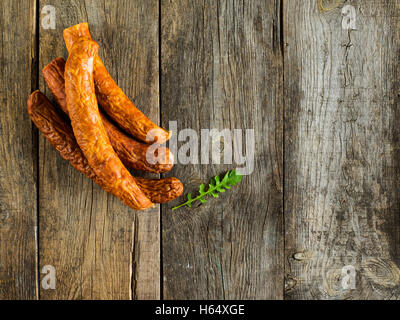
[362,258,400,288]
[293,251,314,261]
[285,274,299,293]
[323,268,346,298]
[317,0,341,13]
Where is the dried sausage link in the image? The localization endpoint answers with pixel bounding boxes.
[43,57,173,174]
[63,23,171,144]
[27,91,183,203]
[65,40,152,210]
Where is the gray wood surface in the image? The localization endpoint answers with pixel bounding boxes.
[284,0,400,299]
[38,0,160,299]
[161,0,284,299]
[0,0,38,300]
[1,0,400,300]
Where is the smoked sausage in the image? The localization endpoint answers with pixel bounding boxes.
[63,22,171,144]
[65,39,152,210]
[42,57,173,174]
[27,90,183,203]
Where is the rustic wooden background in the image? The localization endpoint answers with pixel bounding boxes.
[1,0,400,300]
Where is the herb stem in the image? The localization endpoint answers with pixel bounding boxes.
[171,170,243,211]
[172,186,218,211]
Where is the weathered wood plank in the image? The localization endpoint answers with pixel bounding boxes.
[161,0,283,299]
[284,0,400,299]
[0,0,38,300]
[38,0,160,299]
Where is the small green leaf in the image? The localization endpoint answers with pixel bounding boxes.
[172,170,244,211]
[209,178,216,187]
[226,170,242,186]
[199,184,205,194]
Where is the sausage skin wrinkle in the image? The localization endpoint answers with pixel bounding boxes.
[27,91,183,203]
[63,22,171,144]
[65,40,153,210]
[42,57,174,174]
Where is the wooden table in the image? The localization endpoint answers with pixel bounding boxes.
[1,0,400,300]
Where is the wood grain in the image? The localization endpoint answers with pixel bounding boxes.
[0,0,38,300]
[3,0,400,300]
[284,0,400,299]
[161,0,284,299]
[38,0,159,299]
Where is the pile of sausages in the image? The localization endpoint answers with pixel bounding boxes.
[27,23,183,210]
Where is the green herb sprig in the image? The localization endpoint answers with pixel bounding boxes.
[172,170,242,211]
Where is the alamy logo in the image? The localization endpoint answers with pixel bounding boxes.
[41,265,56,290]
[341,265,356,290]
[41,5,56,30]
[146,121,255,175]
[342,5,356,30]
